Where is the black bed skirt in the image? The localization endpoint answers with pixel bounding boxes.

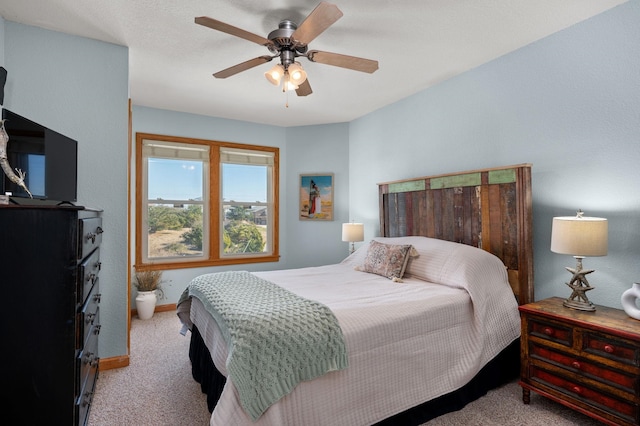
[189,325,519,425]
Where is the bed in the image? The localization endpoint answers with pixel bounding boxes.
[177,163,534,426]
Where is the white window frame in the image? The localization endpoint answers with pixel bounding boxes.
[220,147,275,258]
[135,133,280,271]
[140,139,210,264]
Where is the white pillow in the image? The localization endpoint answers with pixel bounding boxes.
[346,236,506,289]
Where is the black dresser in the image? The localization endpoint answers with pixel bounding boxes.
[0,205,103,425]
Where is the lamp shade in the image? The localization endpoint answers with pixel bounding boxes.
[342,223,364,242]
[265,64,284,85]
[551,214,608,256]
[287,62,307,85]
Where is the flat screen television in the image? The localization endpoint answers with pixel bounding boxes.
[1,109,78,203]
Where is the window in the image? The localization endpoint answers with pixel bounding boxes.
[135,133,279,271]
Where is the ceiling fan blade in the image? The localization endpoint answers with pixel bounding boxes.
[213,56,273,79]
[291,2,343,47]
[307,50,378,73]
[195,16,274,48]
[296,79,313,97]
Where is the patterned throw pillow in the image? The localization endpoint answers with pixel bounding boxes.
[356,240,415,280]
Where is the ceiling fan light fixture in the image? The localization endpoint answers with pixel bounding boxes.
[265,64,284,85]
[283,81,299,91]
[282,72,299,92]
[287,62,307,85]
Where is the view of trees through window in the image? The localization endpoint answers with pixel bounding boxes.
[147,204,267,259]
[223,205,267,254]
[147,204,203,258]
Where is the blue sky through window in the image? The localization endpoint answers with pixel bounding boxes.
[148,158,202,200]
[223,164,267,203]
[148,158,267,202]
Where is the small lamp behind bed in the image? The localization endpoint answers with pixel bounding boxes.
[342,222,364,255]
[551,210,608,312]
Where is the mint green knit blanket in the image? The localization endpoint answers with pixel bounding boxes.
[187,271,348,421]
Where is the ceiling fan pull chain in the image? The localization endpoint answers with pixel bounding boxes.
[283,72,290,108]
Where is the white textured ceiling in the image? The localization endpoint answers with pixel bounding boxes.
[0,0,628,127]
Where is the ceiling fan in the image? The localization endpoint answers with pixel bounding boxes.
[195,1,379,97]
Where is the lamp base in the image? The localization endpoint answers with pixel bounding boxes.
[562,256,597,312]
[563,298,595,311]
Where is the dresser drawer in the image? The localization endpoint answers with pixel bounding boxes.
[583,331,640,367]
[78,216,103,260]
[76,331,99,426]
[531,365,638,424]
[78,247,101,306]
[77,322,99,391]
[530,343,637,393]
[528,317,573,347]
[78,280,100,350]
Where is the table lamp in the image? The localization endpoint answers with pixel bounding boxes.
[550,210,608,311]
[342,222,364,255]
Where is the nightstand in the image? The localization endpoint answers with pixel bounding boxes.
[519,297,640,426]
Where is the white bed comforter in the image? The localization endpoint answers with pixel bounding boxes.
[187,237,521,426]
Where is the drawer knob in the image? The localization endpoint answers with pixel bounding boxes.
[571,361,581,369]
[83,351,95,365]
[86,227,103,244]
[571,386,582,394]
[90,356,100,368]
[82,391,94,407]
[83,352,100,367]
[543,327,554,336]
[604,344,615,353]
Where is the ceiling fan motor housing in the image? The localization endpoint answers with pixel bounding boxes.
[268,20,308,63]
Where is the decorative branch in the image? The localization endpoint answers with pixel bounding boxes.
[0,118,32,198]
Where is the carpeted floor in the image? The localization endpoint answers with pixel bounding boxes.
[88,311,602,426]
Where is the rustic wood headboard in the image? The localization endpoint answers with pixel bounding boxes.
[378,164,534,305]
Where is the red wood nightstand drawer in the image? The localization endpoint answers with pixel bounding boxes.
[583,332,640,367]
[529,318,572,347]
[531,343,637,392]
[531,366,638,423]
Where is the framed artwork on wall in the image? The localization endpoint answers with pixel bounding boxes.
[299,173,334,221]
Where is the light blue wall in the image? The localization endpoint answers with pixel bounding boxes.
[285,123,351,266]
[349,0,640,309]
[0,18,4,65]
[1,21,129,357]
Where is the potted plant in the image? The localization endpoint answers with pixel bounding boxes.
[133,269,164,320]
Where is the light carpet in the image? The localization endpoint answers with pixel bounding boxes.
[88,310,601,426]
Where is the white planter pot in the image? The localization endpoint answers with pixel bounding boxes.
[135,290,157,320]
[621,282,640,320]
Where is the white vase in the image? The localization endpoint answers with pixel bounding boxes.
[135,290,157,320]
[621,283,640,320]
